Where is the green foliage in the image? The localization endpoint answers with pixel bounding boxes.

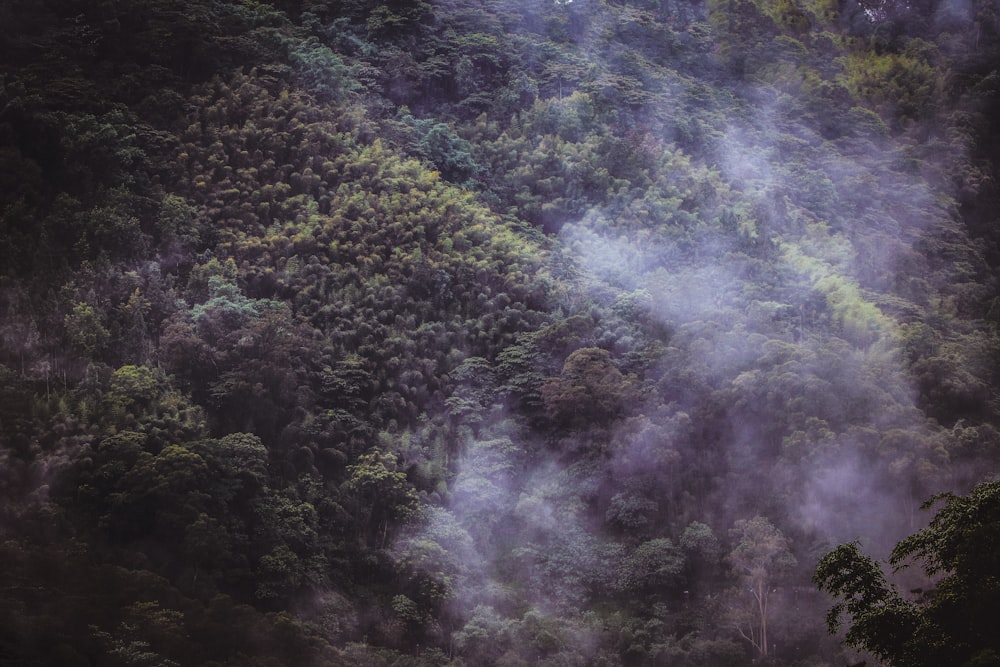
[402,115,481,183]
[453,605,515,664]
[286,35,358,102]
[2,0,1000,665]
[726,516,797,658]
[816,481,1000,666]
[838,46,941,126]
[64,302,110,358]
[615,538,686,594]
[540,347,638,427]
[348,449,419,545]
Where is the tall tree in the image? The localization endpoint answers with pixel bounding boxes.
[726,516,797,659]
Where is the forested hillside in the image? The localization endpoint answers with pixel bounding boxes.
[2,0,1000,664]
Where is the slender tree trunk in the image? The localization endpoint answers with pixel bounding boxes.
[760,584,769,657]
[752,582,769,657]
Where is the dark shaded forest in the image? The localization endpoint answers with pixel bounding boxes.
[2,0,1000,664]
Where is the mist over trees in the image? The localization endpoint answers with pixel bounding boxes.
[2,0,1000,664]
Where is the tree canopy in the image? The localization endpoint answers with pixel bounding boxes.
[815,481,1000,667]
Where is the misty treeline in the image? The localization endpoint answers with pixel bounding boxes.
[2,0,999,664]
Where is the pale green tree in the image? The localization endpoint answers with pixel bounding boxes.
[726,516,796,658]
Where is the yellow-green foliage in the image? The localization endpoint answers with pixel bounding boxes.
[838,46,940,124]
[766,0,811,34]
[783,243,895,347]
[798,0,839,25]
[815,274,892,346]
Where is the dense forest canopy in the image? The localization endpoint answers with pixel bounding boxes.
[2,0,1000,665]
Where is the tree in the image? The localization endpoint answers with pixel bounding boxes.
[814,480,1000,667]
[615,538,686,596]
[540,347,637,428]
[453,605,515,665]
[726,516,796,659]
[347,449,419,547]
[681,521,722,591]
[64,301,110,359]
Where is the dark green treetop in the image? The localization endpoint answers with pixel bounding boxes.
[815,480,1000,667]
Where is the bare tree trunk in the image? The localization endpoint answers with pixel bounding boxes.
[760,584,769,657]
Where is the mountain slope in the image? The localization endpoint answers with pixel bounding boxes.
[2,0,1000,664]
